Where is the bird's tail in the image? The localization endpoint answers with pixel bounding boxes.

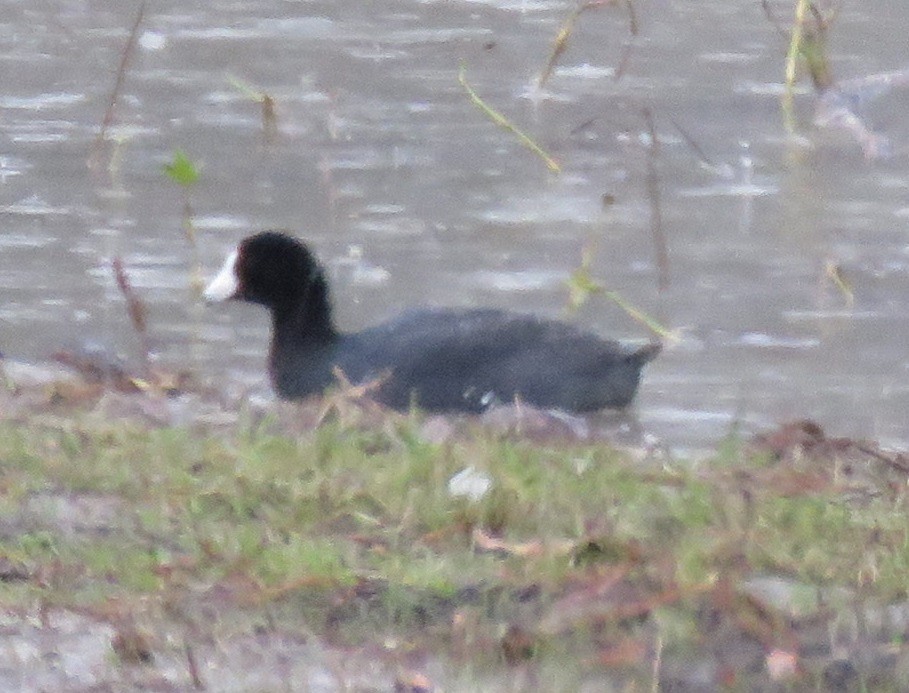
[624,341,662,368]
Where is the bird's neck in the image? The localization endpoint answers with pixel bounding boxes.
[271,278,338,350]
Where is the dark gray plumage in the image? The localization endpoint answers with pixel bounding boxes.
[204,231,660,413]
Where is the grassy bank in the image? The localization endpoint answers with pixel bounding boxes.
[0,385,908,689]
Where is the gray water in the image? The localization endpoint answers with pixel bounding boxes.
[2,0,909,451]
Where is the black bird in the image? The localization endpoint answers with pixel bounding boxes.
[204,231,660,413]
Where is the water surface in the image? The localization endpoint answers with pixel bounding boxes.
[2,0,909,451]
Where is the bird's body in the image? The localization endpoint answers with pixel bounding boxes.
[204,232,660,413]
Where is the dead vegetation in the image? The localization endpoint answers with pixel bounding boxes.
[1,357,908,689]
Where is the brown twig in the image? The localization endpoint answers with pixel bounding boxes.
[669,118,721,171]
[112,256,151,376]
[642,108,669,291]
[623,0,638,34]
[261,94,278,143]
[185,640,206,690]
[226,74,279,143]
[760,0,789,39]
[613,0,638,80]
[613,39,635,82]
[538,0,622,89]
[182,198,205,294]
[89,1,146,171]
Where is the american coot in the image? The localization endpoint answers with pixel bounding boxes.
[204,231,660,413]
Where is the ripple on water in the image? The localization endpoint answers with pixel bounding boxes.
[0,233,56,249]
[734,81,812,96]
[139,31,167,51]
[735,333,821,349]
[419,0,567,11]
[194,215,251,231]
[553,64,617,80]
[346,46,411,61]
[7,118,83,143]
[783,309,881,321]
[0,306,55,322]
[3,196,71,216]
[193,112,261,129]
[676,181,778,198]
[645,406,737,425]
[698,52,762,64]
[0,93,85,109]
[381,27,493,45]
[176,17,335,41]
[0,156,30,177]
[87,261,190,292]
[105,124,160,139]
[481,194,602,224]
[351,216,427,236]
[468,269,563,292]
